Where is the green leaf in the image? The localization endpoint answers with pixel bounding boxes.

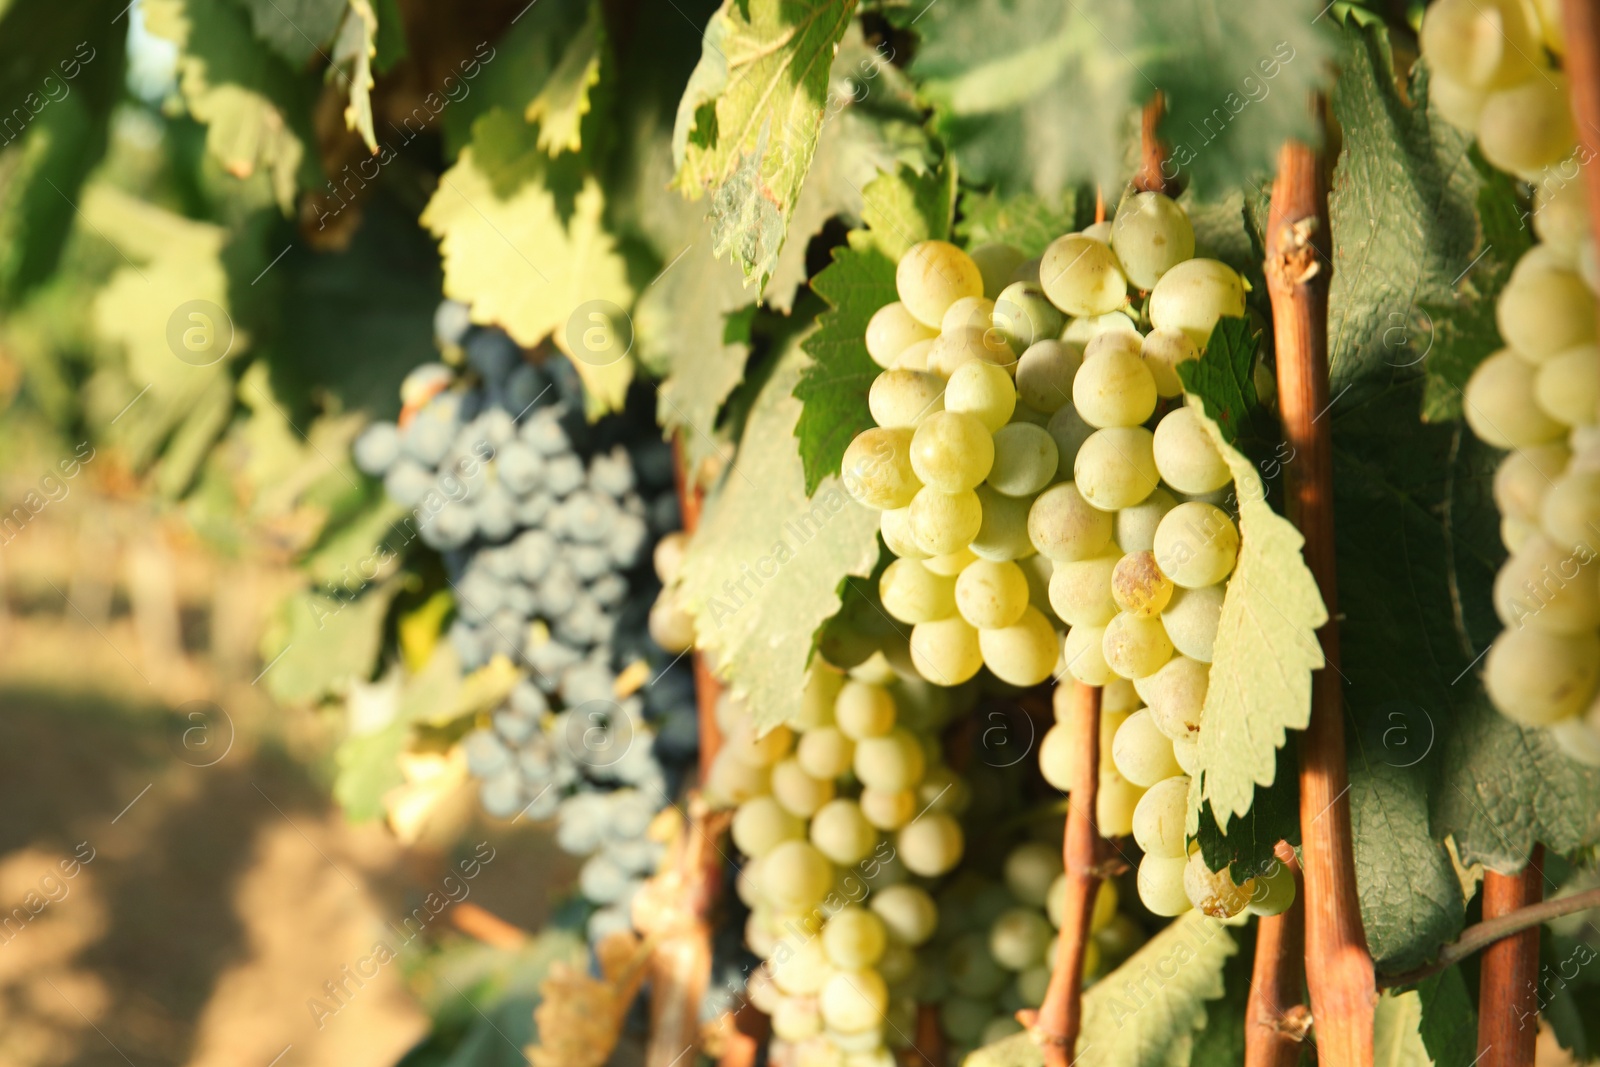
[675,328,882,732]
[793,235,897,495]
[261,576,402,706]
[954,187,1082,258]
[1186,405,1327,831]
[969,911,1237,1067]
[1416,968,1478,1067]
[145,0,317,212]
[859,162,955,262]
[1418,149,1531,422]
[672,0,861,290]
[1191,738,1299,885]
[420,131,634,416]
[1176,317,1262,446]
[524,1,605,156]
[1187,923,1253,1067]
[905,0,1334,198]
[1372,989,1431,1067]
[235,0,346,67]
[330,0,380,153]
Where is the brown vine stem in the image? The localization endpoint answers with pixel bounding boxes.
[1017,681,1104,1066]
[1131,93,1181,197]
[1265,134,1376,1066]
[1245,843,1307,1066]
[1476,848,1544,1067]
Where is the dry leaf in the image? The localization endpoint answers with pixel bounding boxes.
[526,931,653,1067]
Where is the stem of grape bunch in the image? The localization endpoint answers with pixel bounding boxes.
[1017,681,1104,1065]
[1265,136,1377,1065]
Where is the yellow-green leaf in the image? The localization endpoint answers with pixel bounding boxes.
[331,0,379,152]
[525,1,604,156]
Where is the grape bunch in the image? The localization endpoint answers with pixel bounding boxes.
[1422,1,1600,761]
[841,195,1293,917]
[352,301,700,943]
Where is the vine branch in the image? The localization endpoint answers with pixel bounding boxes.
[1265,133,1377,1066]
[1245,843,1307,1065]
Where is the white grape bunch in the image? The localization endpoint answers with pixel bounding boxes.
[1420,3,1600,762]
[839,196,1275,917]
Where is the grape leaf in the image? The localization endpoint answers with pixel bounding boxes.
[421,120,634,416]
[261,576,402,708]
[1176,317,1263,447]
[1185,403,1327,831]
[235,0,346,67]
[1416,968,1478,1067]
[145,0,317,212]
[966,911,1237,1067]
[954,187,1082,258]
[1186,923,1253,1067]
[859,162,955,263]
[675,329,881,732]
[792,237,895,495]
[525,1,604,156]
[903,0,1333,199]
[1372,989,1431,1067]
[1191,738,1299,885]
[330,0,379,152]
[671,0,861,290]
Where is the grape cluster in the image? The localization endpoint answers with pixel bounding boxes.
[352,301,699,942]
[841,195,1293,917]
[1423,3,1600,761]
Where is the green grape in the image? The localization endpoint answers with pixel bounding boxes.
[939,996,991,1045]
[1112,709,1183,786]
[1038,721,1075,791]
[946,359,1017,432]
[1116,486,1179,555]
[1046,403,1097,478]
[916,763,972,815]
[879,944,917,987]
[910,411,996,492]
[1152,407,1231,493]
[1040,234,1129,316]
[1142,328,1200,398]
[1075,427,1161,511]
[983,1017,1026,1045]
[909,487,984,556]
[1161,582,1224,662]
[1048,551,1121,628]
[704,748,772,806]
[1012,255,1044,287]
[897,240,984,327]
[895,337,937,372]
[1004,842,1063,906]
[1063,310,1140,346]
[836,680,898,739]
[880,506,931,561]
[811,798,880,866]
[842,427,922,510]
[855,727,927,792]
[929,325,1018,378]
[1072,342,1158,429]
[1492,534,1600,634]
[1493,443,1570,523]
[1015,339,1083,413]
[955,559,1031,628]
[763,840,836,912]
[1464,350,1566,448]
[1535,345,1600,426]
[797,725,856,779]
[880,557,958,625]
[924,546,978,576]
[1102,611,1174,680]
[1062,623,1114,686]
[871,884,939,946]
[732,796,806,857]
[1184,852,1255,918]
[1139,654,1209,741]
[947,930,1009,997]
[820,968,890,1034]
[1131,774,1190,857]
[1112,549,1174,617]
[868,369,946,430]
[993,281,1067,353]
[867,302,937,368]
[770,931,831,995]
[1010,403,1051,427]
[1103,678,1141,715]
[1137,854,1193,917]
[860,787,916,829]
[971,484,1037,561]
[1497,268,1597,362]
[1420,0,1540,89]
[1247,860,1298,917]
[942,295,997,335]
[1148,258,1246,348]
[1172,734,1200,775]
[1534,175,1591,260]
[898,812,965,877]
[723,718,793,766]
[772,757,836,817]
[771,995,822,1041]
[1539,469,1600,551]
[649,588,695,653]
[971,242,1027,299]
[1549,710,1600,767]
[1484,626,1600,725]
[989,908,1053,970]
[1016,967,1051,1008]
[1098,768,1144,837]
[1091,879,1118,931]
[1153,502,1239,587]
[1479,74,1575,177]
[1111,191,1196,289]
[1028,483,1115,561]
[824,906,889,970]
[988,423,1059,496]
[1430,71,1488,129]
[1094,914,1147,968]
[979,606,1061,686]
